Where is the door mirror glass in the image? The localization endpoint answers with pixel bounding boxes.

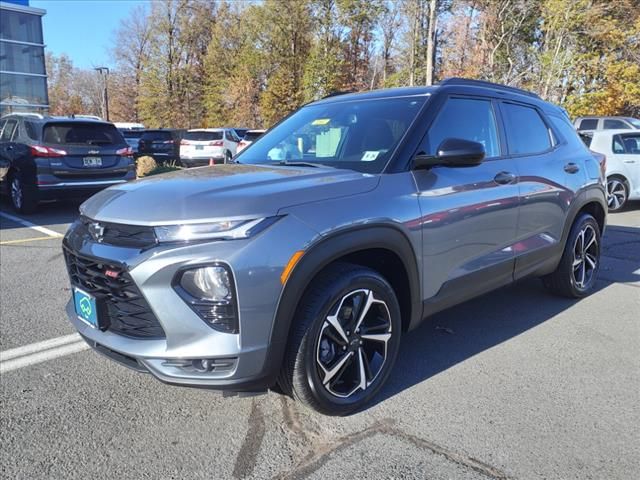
[414,138,485,169]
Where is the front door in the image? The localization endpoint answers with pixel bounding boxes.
[412,96,520,310]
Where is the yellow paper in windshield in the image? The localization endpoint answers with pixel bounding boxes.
[312,118,331,126]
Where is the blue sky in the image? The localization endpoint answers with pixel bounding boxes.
[32,0,150,69]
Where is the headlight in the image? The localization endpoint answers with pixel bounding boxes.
[175,264,238,334]
[154,217,279,243]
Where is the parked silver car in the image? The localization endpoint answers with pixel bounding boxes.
[574,116,640,133]
[63,78,607,415]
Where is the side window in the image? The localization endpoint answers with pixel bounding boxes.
[0,119,17,142]
[0,120,6,140]
[24,121,38,140]
[612,135,625,154]
[579,119,598,130]
[621,134,640,154]
[425,97,500,158]
[501,103,552,155]
[549,114,589,151]
[603,119,630,130]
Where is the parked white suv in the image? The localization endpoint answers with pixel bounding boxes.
[179,128,240,166]
[584,129,640,211]
[237,129,265,154]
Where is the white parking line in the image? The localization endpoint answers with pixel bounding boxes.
[0,211,63,238]
[0,334,88,374]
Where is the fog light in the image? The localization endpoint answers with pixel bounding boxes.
[181,266,231,301]
[174,264,239,334]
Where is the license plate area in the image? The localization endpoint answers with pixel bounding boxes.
[83,157,102,167]
[195,145,204,150]
[73,287,107,329]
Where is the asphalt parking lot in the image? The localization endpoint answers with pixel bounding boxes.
[1,199,639,480]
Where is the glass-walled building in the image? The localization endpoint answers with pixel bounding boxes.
[0,0,48,115]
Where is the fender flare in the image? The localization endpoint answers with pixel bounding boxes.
[260,225,423,385]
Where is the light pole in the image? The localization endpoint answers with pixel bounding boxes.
[94,67,110,121]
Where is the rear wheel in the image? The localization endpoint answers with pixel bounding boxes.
[278,263,402,415]
[9,171,38,214]
[224,150,232,164]
[606,175,628,212]
[543,213,601,298]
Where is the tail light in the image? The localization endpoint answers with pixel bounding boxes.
[30,145,67,157]
[116,147,134,157]
[180,139,190,145]
[209,140,224,147]
[238,141,247,148]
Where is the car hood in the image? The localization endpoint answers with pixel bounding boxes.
[80,164,379,225]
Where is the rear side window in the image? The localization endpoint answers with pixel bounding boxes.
[0,119,18,141]
[548,114,589,151]
[501,103,552,155]
[43,122,124,146]
[579,119,598,130]
[24,121,39,140]
[619,134,640,154]
[603,119,630,130]
[141,131,172,141]
[425,97,500,158]
[183,131,223,141]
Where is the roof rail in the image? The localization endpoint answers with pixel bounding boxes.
[439,77,541,99]
[322,90,353,99]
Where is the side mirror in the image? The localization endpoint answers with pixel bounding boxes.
[414,138,486,169]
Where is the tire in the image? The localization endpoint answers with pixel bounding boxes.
[278,262,402,416]
[543,213,601,298]
[9,171,38,214]
[224,150,232,164]
[606,175,628,212]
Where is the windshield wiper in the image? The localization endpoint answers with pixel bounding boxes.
[277,161,330,168]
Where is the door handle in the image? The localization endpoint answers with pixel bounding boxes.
[494,171,516,185]
[564,162,580,173]
[623,160,636,164]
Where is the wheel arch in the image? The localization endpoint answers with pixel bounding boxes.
[262,225,422,386]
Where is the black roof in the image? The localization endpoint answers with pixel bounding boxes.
[1,114,113,126]
[309,77,560,113]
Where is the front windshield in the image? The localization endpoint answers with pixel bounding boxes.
[236,96,427,173]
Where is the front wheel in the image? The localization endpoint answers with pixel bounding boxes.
[543,213,601,298]
[278,263,402,415]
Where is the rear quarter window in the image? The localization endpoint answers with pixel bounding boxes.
[548,114,590,151]
[43,122,124,146]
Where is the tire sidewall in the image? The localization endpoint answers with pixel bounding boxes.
[298,270,402,415]
[607,176,628,212]
[566,214,601,297]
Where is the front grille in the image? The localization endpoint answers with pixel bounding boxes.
[64,247,165,339]
[77,216,157,249]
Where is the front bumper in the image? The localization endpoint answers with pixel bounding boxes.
[62,214,319,391]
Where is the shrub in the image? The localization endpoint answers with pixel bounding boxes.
[136,156,157,178]
[144,161,182,177]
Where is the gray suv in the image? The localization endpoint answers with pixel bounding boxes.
[63,79,607,415]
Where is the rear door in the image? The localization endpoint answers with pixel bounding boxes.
[500,102,586,279]
[42,122,127,174]
[413,95,520,304]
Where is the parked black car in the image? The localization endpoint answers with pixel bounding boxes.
[119,129,145,156]
[137,129,185,163]
[0,114,135,214]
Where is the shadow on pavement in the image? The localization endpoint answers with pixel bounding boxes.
[373,222,640,409]
[0,197,82,231]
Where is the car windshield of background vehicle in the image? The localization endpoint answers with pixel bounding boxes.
[627,118,640,128]
[236,96,426,173]
[184,131,223,141]
[243,131,264,142]
[603,119,631,129]
[122,130,143,139]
